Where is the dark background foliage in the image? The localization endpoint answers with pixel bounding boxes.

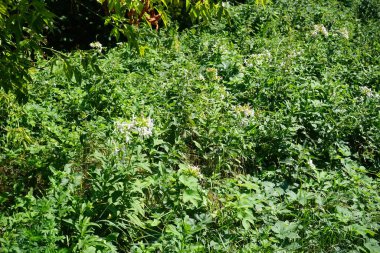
[45,0,113,50]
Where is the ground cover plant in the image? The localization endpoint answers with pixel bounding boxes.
[0,0,380,252]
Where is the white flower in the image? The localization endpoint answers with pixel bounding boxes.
[125,134,131,144]
[137,126,153,138]
[146,117,154,129]
[90,41,102,49]
[244,58,253,67]
[240,118,250,127]
[339,28,349,39]
[360,86,373,97]
[181,165,203,178]
[308,159,316,168]
[115,121,128,133]
[245,50,272,66]
[136,117,154,138]
[235,105,255,126]
[189,165,201,174]
[320,26,329,37]
[115,116,154,142]
[243,109,254,117]
[288,50,303,58]
[236,104,255,118]
[89,41,103,52]
[311,24,329,37]
[126,120,135,131]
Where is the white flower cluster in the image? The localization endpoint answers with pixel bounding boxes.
[311,24,329,37]
[280,49,304,69]
[235,104,255,126]
[236,104,255,117]
[188,165,202,178]
[308,159,316,169]
[339,28,349,39]
[179,164,203,178]
[279,49,304,70]
[115,116,154,143]
[288,49,303,59]
[89,41,103,52]
[360,86,376,98]
[244,50,272,66]
[218,86,229,100]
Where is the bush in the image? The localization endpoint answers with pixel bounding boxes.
[1,0,379,252]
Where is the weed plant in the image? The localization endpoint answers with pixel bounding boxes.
[1,0,380,252]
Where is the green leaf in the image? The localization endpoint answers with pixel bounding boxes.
[147,219,161,227]
[179,174,199,189]
[193,140,202,150]
[183,189,202,206]
[74,68,82,84]
[186,0,191,11]
[271,221,300,240]
[160,0,168,8]
[153,139,165,146]
[364,239,380,253]
[83,246,97,253]
[127,214,146,228]
[242,219,251,230]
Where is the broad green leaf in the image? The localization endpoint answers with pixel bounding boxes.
[364,239,380,253]
[271,221,300,240]
[183,189,202,206]
[179,174,199,189]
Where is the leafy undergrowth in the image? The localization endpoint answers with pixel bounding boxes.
[1,0,380,252]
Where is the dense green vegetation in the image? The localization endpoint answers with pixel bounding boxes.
[0,0,54,99]
[1,0,380,252]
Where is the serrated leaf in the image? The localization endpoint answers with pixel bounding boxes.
[183,189,202,206]
[147,219,161,227]
[179,174,199,189]
[153,139,165,146]
[127,214,146,228]
[272,221,300,240]
[364,239,380,253]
